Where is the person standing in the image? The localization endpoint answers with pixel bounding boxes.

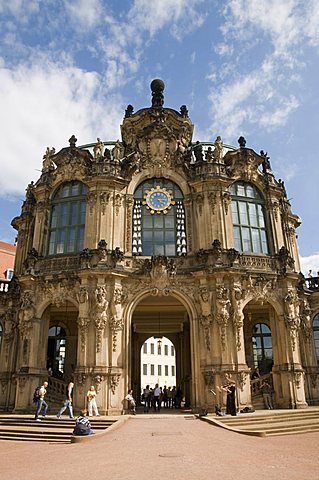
[153,383,161,412]
[260,380,274,409]
[143,385,151,413]
[34,381,49,421]
[57,381,74,418]
[87,385,100,417]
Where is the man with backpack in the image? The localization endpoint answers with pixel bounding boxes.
[34,381,49,421]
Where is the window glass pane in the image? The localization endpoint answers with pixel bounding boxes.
[251,229,261,253]
[56,230,65,254]
[143,231,153,241]
[154,231,164,242]
[154,216,163,228]
[248,203,258,226]
[261,324,271,334]
[165,231,175,241]
[60,203,68,226]
[257,205,265,227]
[143,243,153,256]
[237,184,245,196]
[246,185,256,198]
[260,230,269,253]
[242,227,251,251]
[151,364,154,375]
[51,206,58,228]
[158,365,162,376]
[144,216,153,228]
[67,228,75,253]
[231,202,239,223]
[164,216,174,228]
[264,348,273,359]
[313,316,319,328]
[154,244,164,255]
[165,244,176,256]
[238,202,248,225]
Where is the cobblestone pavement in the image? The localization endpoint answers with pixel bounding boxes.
[1,414,318,480]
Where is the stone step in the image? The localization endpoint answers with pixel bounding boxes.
[0,415,117,443]
[199,407,319,437]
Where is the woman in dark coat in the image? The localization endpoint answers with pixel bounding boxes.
[221,382,237,416]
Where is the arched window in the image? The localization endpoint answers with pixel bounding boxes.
[48,182,88,255]
[230,182,269,254]
[132,179,186,256]
[252,323,273,374]
[47,326,66,377]
[313,314,319,363]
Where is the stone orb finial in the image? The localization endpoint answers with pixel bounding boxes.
[150,78,165,93]
[150,79,165,107]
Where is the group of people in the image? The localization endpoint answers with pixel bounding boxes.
[33,380,100,434]
[141,384,183,413]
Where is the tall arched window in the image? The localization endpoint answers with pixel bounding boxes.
[132,179,186,256]
[48,182,88,255]
[230,182,269,254]
[252,323,273,374]
[313,314,319,363]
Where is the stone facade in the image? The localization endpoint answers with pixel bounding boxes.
[0,80,318,414]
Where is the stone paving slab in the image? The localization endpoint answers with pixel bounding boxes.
[0,414,319,480]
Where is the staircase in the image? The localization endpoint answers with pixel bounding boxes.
[200,407,319,436]
[0,415,118,443]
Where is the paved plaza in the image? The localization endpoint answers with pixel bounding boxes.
[0,414,318,480]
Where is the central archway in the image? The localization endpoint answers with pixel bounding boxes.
[130,294,192,408]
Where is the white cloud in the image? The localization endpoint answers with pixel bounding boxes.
[63,0,104,30]
[207,1,319,141]
[0,57,124,197]
[300,254,319,276]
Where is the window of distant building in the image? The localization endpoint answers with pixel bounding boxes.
[171,345,175,356]
[132,179,186,256]
[164,345,168,356]
[48,181,88,255]
[165,365,168,376]
[143,343,147,354]
[158,365,162,376]
[230,182,269,254]
[313,314,319,364]
[150,364,154,376]
[150,343,154,354]
[143,364,147,375]
[6,268,14,280]
[171,365,175,376]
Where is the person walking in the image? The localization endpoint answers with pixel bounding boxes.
[153,383,161,412]
[87,385,100,417]
[34,381,49,421]
[57,381,74,418]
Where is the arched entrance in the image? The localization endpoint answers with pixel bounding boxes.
[130,294,192,408]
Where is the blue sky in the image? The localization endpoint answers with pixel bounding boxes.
[0,0,319,274]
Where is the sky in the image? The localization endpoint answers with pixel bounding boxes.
[0,0,319,274]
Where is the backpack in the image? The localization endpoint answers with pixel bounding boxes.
[33,386,41,403]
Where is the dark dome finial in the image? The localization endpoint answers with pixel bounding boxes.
[150,79,165,107]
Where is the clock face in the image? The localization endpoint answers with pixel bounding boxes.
[143,186,175,214]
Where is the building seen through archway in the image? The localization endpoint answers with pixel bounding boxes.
[0,79,319,414]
